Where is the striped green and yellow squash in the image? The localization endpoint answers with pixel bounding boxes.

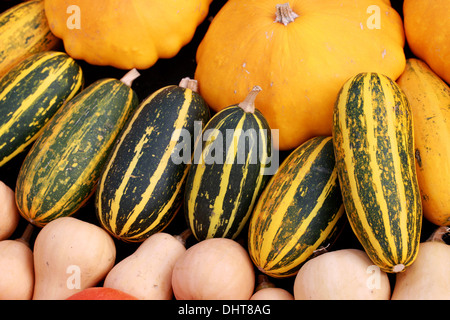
[184,86,273,241]
[247,136,345,278]
[96,78,210,242]
[0,0,60,76]
[15,70,140,227]
[0,51,83,167]
[332,72,422,273]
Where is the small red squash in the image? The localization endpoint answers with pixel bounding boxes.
[66,287,138,300]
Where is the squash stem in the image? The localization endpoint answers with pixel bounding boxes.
[255,274,276,292]
[275,3,299,26]
[427,226,450,243]
[238,86,262,113]
[16,223,34,247]
[120,68,141,87]
[179,77,199,92]
[174,228,192,247]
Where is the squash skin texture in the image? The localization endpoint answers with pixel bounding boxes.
[396,59,450,226]
[172,238,255,300]
[403,0,450,84]
[32,217,116,300]
[195,0,405,150]
[293,249,391,300]
[332,73,422,273]
[392,239,450,300]
[0,0,61,77]
[44,0,213,69]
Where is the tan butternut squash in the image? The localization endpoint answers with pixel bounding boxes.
[391,227,450,300]
[293,249,391,300]
[172,238,255,300]
[32,217,116,300]
[0,223,34,300]
[0,180,20,240]
[103,230,189,300]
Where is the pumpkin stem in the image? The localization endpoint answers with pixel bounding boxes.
[275,3,299,26]
[174,228,192,247]
[16,223,34,247]
[238,86,262,113]
[427,226,450,243]
[120,68,140,87]
[179,77,199,92]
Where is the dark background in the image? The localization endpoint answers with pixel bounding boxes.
[0,0,444,295]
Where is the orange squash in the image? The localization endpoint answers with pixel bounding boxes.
[66,287,138,300]
[403,0,450,84]
[44,0,213,69]
[396,58,450,226]
[195,0,405,150]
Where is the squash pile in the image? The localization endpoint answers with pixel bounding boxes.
[0,0,449,301]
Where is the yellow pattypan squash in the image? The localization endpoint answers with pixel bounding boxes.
[44,0,213,69]
[195,0,406,150]
[403,0,450,84]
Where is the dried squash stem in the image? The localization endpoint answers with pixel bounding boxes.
[174,228,192,247]
[275,3,299,26]
[238,85,262,113]
[427,226,450,243]
[179,77,199,92]
[16,223,34,247]
[120,68,141,87]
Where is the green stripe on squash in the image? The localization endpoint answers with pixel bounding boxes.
[15,69,140,227]
[332,72,422,273]
[96,78,210,242]
[0,51,83,167]
[248,136,345,278]
[184,86,273,241]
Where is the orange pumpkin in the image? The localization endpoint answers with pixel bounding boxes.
[403,0,450,84]
[44,0,213,69]
[195,0,406,150]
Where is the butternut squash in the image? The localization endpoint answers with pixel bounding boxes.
[172,238,255,300]
[293,249,391,300]
[0,223,34,300]
[103,230,189,300]
[391,227,450,300]
[32,217,116,300]
[0,180,20,240]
